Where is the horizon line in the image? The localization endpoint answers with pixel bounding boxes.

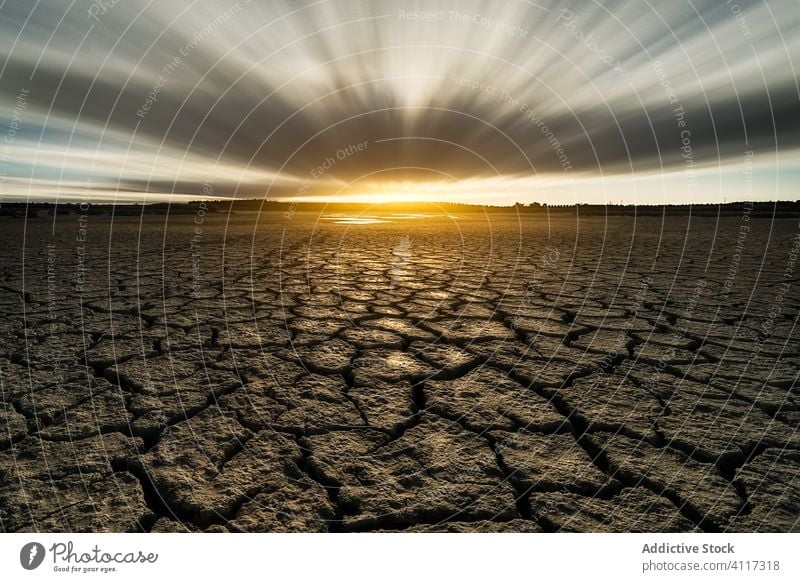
[3,198,800,209]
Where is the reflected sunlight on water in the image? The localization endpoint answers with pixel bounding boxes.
[322,216,389,225]
[322,213,459,224]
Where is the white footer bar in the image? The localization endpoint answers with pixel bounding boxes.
[1,533,796,581]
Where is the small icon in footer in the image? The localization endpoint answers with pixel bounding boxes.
[20,542,46,570]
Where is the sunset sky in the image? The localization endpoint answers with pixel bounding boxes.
[0,0,798,205]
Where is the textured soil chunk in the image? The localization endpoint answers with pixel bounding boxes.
[363,318,436,343]
[217,381,289,432]
[221,351,305,385]
[349,379,415,432]
[306,415,518,530]
[710,378,799,417]
[131,407,252,518]
[2,432,141,480]
[409,341,482,375]
[340,326,406,350]
[150,517,197,532]
[570,329,632,354]
[422,320,517,344]
[352,349,436,384]
[558,373,664,441]
[529,488,698,532]
[397,519,542,532]
[427,367,566,432]
[129,389,210,439]
[509,316,575,338]
[467,341,592,387]
[0,400,28,448]
[14,473,151,532]
[728,449,800,532]
[16,376,116,427]
[133,410,310,524]
[0,359,63,400]
[270,374,365,432]
[82,336,156,369]
[633,343,700,365]
[229,480,335,532]
[658,393,798,463]
[3,472,151,532]
[285,339,357,374]
[39,385,133,440]
[215,322,290,349]
[590,432,742,527]
[0,433,145,532]
[12,333,87,369]
[493,430,614,494]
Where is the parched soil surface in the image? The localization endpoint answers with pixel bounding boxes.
[1,211,798,532]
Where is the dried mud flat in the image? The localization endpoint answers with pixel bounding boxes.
[1,211,798,533]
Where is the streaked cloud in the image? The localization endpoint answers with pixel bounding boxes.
[1,0,797,204]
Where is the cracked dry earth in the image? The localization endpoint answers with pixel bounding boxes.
[1,211,799,533]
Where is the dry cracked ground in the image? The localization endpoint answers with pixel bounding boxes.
[1,211,798,533]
